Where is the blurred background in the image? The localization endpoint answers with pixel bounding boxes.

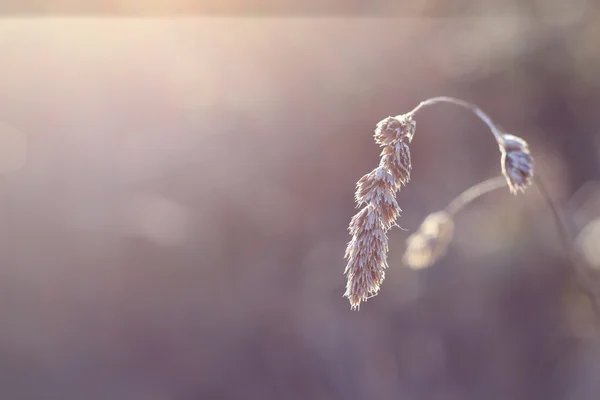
[0,2,600,399]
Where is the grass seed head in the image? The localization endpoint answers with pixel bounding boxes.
[500,134,534,194]
[343,114,415,310]
[402,211,455,270]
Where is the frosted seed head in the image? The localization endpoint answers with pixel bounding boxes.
[344,113,415,310]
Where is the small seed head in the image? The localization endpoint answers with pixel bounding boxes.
[500,134,534,194]
[402,211,454,270]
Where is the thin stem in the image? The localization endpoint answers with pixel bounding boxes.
[535,176,600,336]
[445,176,508,216]
[406,96,504,143]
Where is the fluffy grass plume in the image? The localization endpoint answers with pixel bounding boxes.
[343,115,414,310]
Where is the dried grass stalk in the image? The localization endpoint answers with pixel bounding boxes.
[344,96,536,310]
[343,115,415,310]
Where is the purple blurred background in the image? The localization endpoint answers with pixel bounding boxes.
[0,4,600,400]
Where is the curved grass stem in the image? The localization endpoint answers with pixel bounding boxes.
[445,176,508,216]
[406,96,505,143]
